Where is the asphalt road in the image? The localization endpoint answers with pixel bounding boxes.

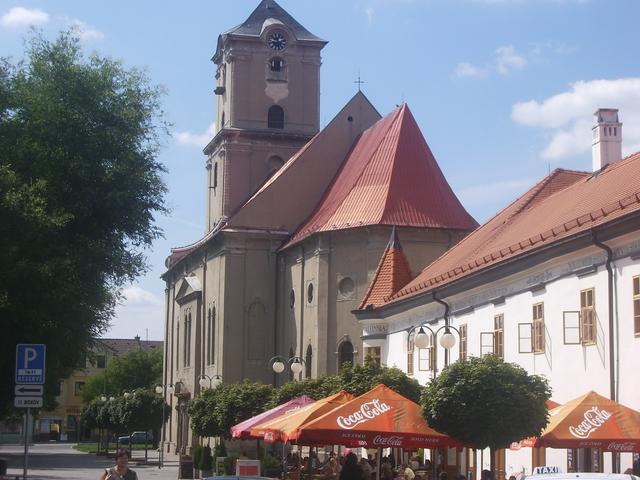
[0,443,180,480]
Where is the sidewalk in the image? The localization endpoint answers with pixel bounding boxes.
[0,443,181,479]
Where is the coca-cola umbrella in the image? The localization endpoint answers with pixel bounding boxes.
[230,395,315,440]
[534,391,640,452]
[249,390,355,443]
[289,384,465,449]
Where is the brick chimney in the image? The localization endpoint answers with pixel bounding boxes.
[592,108,622,171]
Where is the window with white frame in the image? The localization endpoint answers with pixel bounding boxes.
[580,288,596,345]
[533,302,545,353]
[418,345,434,371]
[365,346,381,366]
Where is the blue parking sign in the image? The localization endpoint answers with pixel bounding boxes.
[15,344,46,384]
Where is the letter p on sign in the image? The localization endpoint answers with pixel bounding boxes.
[15,344,46,385]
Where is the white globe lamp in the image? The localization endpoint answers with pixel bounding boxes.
[414,328,430,349]
[199,377,208,388]
[272,360,285,373]
[212,376,222,387]
[290,360,303,375]
[167,385,174,395]
[155,385,163,395]
[439,330,456,350]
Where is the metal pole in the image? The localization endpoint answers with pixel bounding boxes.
[159,387,166,469]
[23,408,30,480]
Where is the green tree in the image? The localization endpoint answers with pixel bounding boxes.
[0,31,167,417]
[421,355,551,475]
[81,348,163,403]
[268,376,337,407]
[336,356,423,402]
[189,381,274,438]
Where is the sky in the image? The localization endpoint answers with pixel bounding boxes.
[2,0,639,341]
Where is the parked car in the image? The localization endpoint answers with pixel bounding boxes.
[117,431,153,445]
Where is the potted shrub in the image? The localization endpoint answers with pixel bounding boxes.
[200,445,213,478]
[261,452,282,478]
[192,445,203,479]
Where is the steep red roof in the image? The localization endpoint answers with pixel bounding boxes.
[386,152,640,305]
[359,227,414,309]
[284,104,477,248]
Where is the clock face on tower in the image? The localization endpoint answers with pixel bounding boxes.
[267,31,287,51]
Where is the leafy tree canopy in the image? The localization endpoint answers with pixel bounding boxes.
[81,348,163,403]
[189,381,275,438]
[421,355,551,452]
[190,358,422,438]
[0,31,167,416]
[81,388,168,441]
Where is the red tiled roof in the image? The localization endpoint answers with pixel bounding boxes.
[386,152,640,305]
[284,104,477,248]
[98,338,163,356]
[359,227,414,309]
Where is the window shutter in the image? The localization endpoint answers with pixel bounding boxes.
[518,323,533,353]
[563,311,581,345]
[480,332,494,356]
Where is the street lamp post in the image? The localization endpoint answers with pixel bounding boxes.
[409,324,461,379]
[198,374,222,390]
[269,355,305,379]
[154,384,168,469]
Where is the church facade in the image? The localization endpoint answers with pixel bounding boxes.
[161,0,476,453]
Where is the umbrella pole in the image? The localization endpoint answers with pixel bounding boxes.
[377,447,382,480]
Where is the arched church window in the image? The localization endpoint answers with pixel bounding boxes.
[305,344,312,378]
[269,57,284,72]
[268,105,284,129]
[221,111,225,127]
[213,162,218,189]
[338,340,354,370]
[268,156,284,175]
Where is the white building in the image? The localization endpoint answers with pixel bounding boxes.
[355,109,640,477]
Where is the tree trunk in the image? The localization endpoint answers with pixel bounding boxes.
[489,448,495,480]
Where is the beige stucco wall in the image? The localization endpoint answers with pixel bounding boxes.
[276,225,468,381]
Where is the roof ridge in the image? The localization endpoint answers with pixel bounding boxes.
[284,105,403,248]
[390,185,640,303]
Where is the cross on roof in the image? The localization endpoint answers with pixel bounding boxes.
[354,72,365,91]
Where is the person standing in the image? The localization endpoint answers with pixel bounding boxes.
[360,457,373,480]
[100,449,138,480]
[339,453,364,480]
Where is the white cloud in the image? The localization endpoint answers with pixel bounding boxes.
[0,6,49,28]
[454,62,488,78]
[512,78,640,160]
[174,122,216,148]
[365,7,375,25]
[108,285,164,340]
[120,285,163,306]
[496,45,527,75]
[66,18,104,41]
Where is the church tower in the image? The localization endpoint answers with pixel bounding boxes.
[205,0,327,230]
